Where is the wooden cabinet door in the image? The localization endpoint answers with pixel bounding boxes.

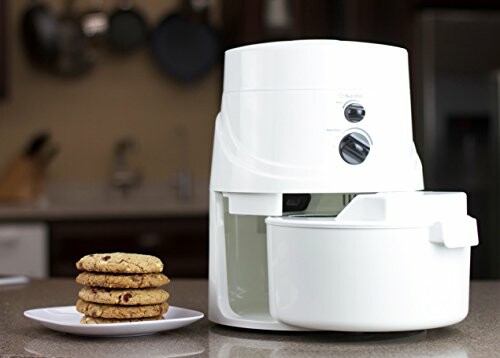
[49,217,208,278]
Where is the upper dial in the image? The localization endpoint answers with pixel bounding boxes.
[344,102,365,123]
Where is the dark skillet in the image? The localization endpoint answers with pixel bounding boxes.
[107,0,149,53]
[21,1,58,67]
[151,0,220,83]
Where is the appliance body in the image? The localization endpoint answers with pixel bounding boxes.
[209,40,478,331]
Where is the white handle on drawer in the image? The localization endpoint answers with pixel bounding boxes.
[429,216,479,248]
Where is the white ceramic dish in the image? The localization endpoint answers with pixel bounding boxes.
[24,305,204,337]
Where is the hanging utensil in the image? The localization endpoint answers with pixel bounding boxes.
[55,0,95,76]
[80,0,108,39]
[21,0,58,67]
[107,0,148,53]
[264,0,293,39]
[151,0,221,83]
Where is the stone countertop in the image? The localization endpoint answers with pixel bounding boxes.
[0,199,208,220]
[0,279,499,358]
[0,182,208,220]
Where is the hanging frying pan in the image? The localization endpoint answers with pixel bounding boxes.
[21,1,58,66]
[151,0,220,83]
[107,0,149,53]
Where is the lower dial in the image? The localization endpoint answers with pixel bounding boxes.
[339,132,370,165]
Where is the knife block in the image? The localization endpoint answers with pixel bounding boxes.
[0,155,44,202]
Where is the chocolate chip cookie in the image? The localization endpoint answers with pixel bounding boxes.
[80,315,164,324]
[76,272,170,289]
[76,299,169,319]
[78,287,169,306]
[76,253,163,274]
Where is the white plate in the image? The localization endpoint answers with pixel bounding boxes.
[24,305,204,337]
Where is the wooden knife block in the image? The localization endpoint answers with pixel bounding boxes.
[0,155,44,202]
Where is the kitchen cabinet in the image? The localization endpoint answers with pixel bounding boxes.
[49,216,208,278]
[0,223,48,277]
[0,184,210,278]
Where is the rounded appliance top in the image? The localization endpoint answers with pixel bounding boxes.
[224,39,402,55]
[223,40,408,92]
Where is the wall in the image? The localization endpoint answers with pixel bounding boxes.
[0,0,221,186]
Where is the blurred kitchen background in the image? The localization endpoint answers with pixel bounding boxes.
[0,0,499,280]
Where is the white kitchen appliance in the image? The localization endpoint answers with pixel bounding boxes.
[208,40,479,331]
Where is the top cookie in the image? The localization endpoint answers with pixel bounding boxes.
[76,253,164,274]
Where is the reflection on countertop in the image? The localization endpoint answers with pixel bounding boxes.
[208,326,469,358]
[0,181,208,220]
[0,280,497,358]
[24,332,205,358]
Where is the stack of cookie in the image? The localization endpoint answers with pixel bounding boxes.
[75,253,170,324]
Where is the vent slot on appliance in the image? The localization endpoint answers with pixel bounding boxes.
[282,193,358,217]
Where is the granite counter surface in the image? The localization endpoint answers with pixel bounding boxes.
[0,182,209,220]
[0,279,498,357]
